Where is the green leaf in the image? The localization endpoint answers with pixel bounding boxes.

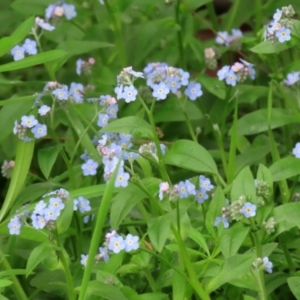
[288,277,300,300]
[0,280,12,288]
[57,40,113,56]
[100,116,153,140]
[206,187,226,226]
[270,157,300,181]
[273,203,300,234]
[38,145,62,179]
[0,50,67,72]
[56,198,74,234]
[85,281,127,300]
[219,223,249,258]
[139,294,168,300]
[198,75,226,99]
[0,16,34,57]
[183,0,212,10]
[0,95,35,107]
[206,254,255,293]
[231,166,256,203]
[164,139,218,175]
[250,39,296,54]
[26,242,54,276]
[188,228,210,256]
[235,108,300,136]
[148,214,172,253]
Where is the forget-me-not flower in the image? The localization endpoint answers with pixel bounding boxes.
[184,82,203,100]
[241,202,257,218]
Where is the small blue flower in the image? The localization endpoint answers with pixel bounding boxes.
[115,169,130,188]
[177,181,189,198]
[152,82,170,100]
[114,85,123,100]
[38,105,51,116]
[124,234,139,252]
[122,85,138,103]
[184,82,203,101]
[63,4,77,20]
[108,236,125,253]
[262,256,273,273]
[195,189,209,204]
[217,66,230,81]
[99,247,109,262]
[21,115,38,128]
[74,196,91,213]
[168,77,181,93]
[35,17,55,31]
[8,216,22,235]
[76,59,83,75]
[225,70,237,86]
[10,45,25,61]
[185,179,196,195]
[52,85,69,101]
[293,143,300,158]
[216,31,230,45]
[45,4,55,19]
[49,197,65,212]
[32,214,47,229]
[23,39,37,55]
[214,216,229,228]
[44,206,60,221]
[97,113,110,128]
[241,202,257,218]
[80,254,88,266]
[199,175,214,192]
[31,124,47,138]
[106,104,118,118]
[273,9,282,21]
[123,151,139,161]
[276,27,291,43]
[69,82,84,103]
[81,159,99,176]
[33,200,47,214]
[285,72,300,86]
[178,69,190,86]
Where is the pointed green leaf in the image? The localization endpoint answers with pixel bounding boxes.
[270,157,300,181]
[288,277,300,300]
[38,145,62,179]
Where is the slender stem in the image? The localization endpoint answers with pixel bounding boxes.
[183,111,197,142]
[175,0,185,68]
[279,234,295,273]
[0,254,28,300]
[143,269,157,292]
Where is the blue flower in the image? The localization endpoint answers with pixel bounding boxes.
[21,115,38,128]
[293,143,300,158]
[32,214,47,229]
[216,31,230,45]
[76,59,83,75]
[214,216,229,228]
[97,113,110,128]
[74,196,91,213]
[23,39,37,55]
[122,85,138,103]
[285,72,300,86]
[49,197,65,212]
[195,189,209,203]
[63,4,77,20]
[273,9,282,21]
[69,82,84,103]
[168,77,181,93]
[185,179,196,195]
[262,256,273,273]
[10,45,25,61]
[35,17,55,31]
[275,27,291,43]
[152,82,170,100]
[31,124,47,138]
[199,175,214,192]
[241,202,257,218]
[225,70,237,86]
[108,236,125,253]
[81,159,99,176]
[45,4,55,19]
[115,169,130,187]
[124,234,139,252]
[123,151,139,161]
[106,104,118,118]
[8,216,22,235]
[99,247,109,262]
[52,85,69,100]
[177,181,189,198]
[184,82,203,100]
[178,69,190,86]
[38,105,51,116]
[44,206,60,221]
[33,200,47,214]
[80,254,88,266]
[217,66,230,81]
[114,85,123,100]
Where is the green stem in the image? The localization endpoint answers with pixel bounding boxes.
[103,0,127,67]
[279,234,295,273]
[78,160,120,300]
[143,269,157,292]
[175,0,185,68]
[254,0,263,35]
[183,111,197,142]
[54,230,76,300]
[0,253,28,300]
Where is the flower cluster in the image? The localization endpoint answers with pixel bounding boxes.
[7,188,71,234]
[217,59,255,86]
[215,29,243,47]
[284,72,300,86]
[80,230,140,266]
[264,5,295,43]
[204,47,221,70]
[263,217,276,234]
[10,39,37,61]
[214,196,258,229]
[13,115,47,142]
[159,174,214,203]
[76,58,95,75]
[292,143,300,158]
[255,179,271,201]
[1,160,15,179]
[253,257,273,274]
[143,63,203,101]
[139,142,166,163]
[74,196,91,213]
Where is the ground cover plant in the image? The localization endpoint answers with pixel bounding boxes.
[2,0,300,299]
